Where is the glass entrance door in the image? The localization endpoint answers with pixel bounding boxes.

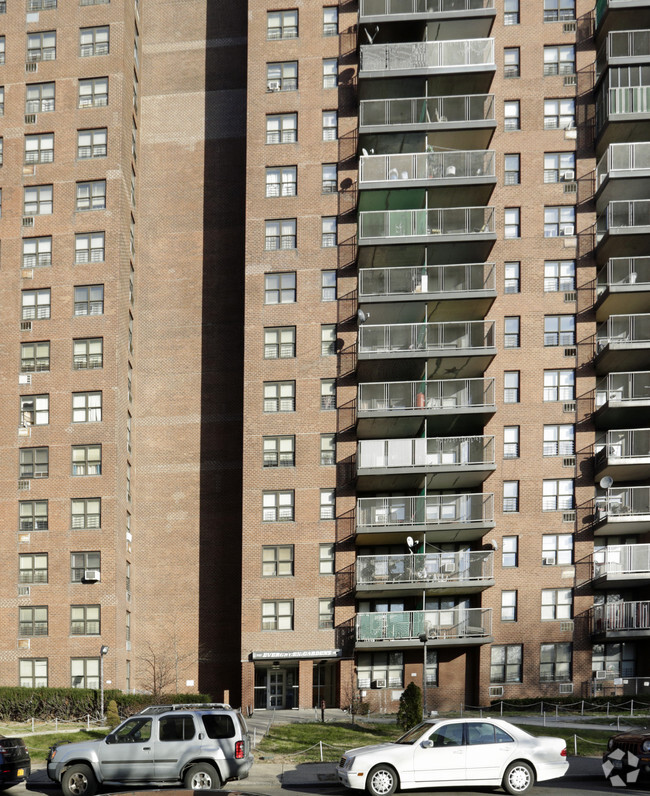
[268,670,285,708]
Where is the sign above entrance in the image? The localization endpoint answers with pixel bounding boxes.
[251,649,341,660]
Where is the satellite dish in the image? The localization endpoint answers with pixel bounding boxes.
[600,475,614,489]
[406,536,414,549]
[357,309,369,324]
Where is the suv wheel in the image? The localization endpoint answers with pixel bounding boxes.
[184,763,221,790]
[62,764,98,796]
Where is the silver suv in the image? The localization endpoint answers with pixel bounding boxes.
[47,703,253,796]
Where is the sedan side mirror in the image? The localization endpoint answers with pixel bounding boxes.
[421,740,434,748]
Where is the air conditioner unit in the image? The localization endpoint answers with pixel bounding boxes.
[21,321,33,332]
[267,80,281,91]
[372,679,387,689]
[542,556,556,566]
[441,562,456,573]
[563,456,576,468]
[563,402,576,413]
[563,182,577,194]
[563,75,577,87]
[18,586,30,597]
[559,682,574,694]
[24,114,37,125]
[564,291,577,302]
[18,480,30,491]
[564,347,576,357]
[22,269,34,279]
[84,569,101,582]
[596,670,608,680]
[562,511,576,523]
[489,686,504,697]
[25,62,38,72]
[18,427,31,437]
[560,224,575,237]
[560,621,574,632]
[563,21,577,33]
[22,217,35,227]
[560,170,575,182]
[18,374,32,385]
[17,639,30,650]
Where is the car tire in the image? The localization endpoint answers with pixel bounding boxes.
[502,761,534,795]
[184,763,221,790]
[61,764,98,796]
[366,765,399,796]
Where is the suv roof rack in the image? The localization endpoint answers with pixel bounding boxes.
[138,703,232,715]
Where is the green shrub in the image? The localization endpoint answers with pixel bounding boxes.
[397,682,422,731]
[106,700,120,729]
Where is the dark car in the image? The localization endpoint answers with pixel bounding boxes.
[0,735,31,789]
[604,729,650,780]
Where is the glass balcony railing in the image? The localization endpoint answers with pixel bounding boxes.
[359,262,495,297]
[597,257,650,294]
[360,39,494,74]
[597,200,650,238]
[597,313,650,348]
[596,142,650,187]
[596,371,650,407]
[598,428,650,461]
[359,319,495,354]
[360,0,495,18]
[356,493,494,529]
[590,601,650,634]
[597,30,650,79]
[596,486,650,518]
[359,150,495,184]
[357,435,495,471]
[358,377,495,412]
[356,551,493,587]
[356,607,492,642]
[593,544,650,579]
[360,94,495,128]
[359,207,495,241]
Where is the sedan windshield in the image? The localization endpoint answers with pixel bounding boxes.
[395,722,434,745]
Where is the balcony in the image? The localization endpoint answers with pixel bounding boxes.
[356,493,495,543]
[355,607,492,648]
[359,0,496,26]
[358,207,495,248]
[357,377,495,436]
[596,30,650,82]
[595,428,650,482]
[594,486,650,534]
[596,0,650,36]
[597,200,650,261]
[590,600,650,640]
[596,257,650,320]
[593,544,650,588]
[595,371,650,426]
[595,314,650,373]
[596,85,650,152]
[359,39,495,79]
[596,143,650,213]
[356,551,494,596]
[356,434,495,490]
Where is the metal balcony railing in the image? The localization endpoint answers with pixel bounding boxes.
[597,257,650,294]
[359,94,495,128]
[597,313,650,348]
[593,544,650,579]
[598,86,650,132]
[595,371,650,406]
[359,150,495,183]
[359,262,495,297]
[358,377,495,412]
[361,39,494,73]
[359,319,495,354]
[356,607,492,641]
[596,142,650,187]
[590,601,650,633]
[359,207,495,240]
[597,200,650,237]
[598,428,650,461]
[596,486,650,518]
[357,551,493,587]
[356,493,494,529]
[357,435,495,470]
[597,30,650,79]
[360,0,495,17]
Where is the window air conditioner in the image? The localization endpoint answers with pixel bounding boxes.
[267,80,281,91]
[542,556,556,566]
[83,569,101,582]
[560,170,575,181]
[560,224,575,236]
[22,217,35,227]
[489,686,504,697]
[20,321,33,332]
[559,682,573,694]
[18,374,32,385]
[372,679,387,689]
[18,586,30,597]
[441,562,456,573]
[596,670,608,680]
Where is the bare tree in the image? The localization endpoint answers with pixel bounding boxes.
[136,621,213,696]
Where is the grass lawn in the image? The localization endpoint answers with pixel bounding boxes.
[20,730,108,765]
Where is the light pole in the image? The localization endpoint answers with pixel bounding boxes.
[99,645,109,722]
[419,633,428,719]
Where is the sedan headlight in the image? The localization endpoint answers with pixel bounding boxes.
[345,756,356,770]
[642,740,650,753]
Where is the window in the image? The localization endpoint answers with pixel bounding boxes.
[501,591,517,621]
[80,26,109,57]
[544,315,575,347]
[71,658,100,689]
[322,164,337,193]
[542,479,574,511]
[504,262,520,293]
[24,185,53,215]
[542,534,573,565]
[319,543,334,574]
[265,219,296,250]
[504,0,519,24]
[263,381,295,412]
[504,316,520,347]
[541,589,572,621]
[79,77,108,108]
[543,45,575,75]
[504,371,520,403]
[262,545,294,577]
[19,554,48,584]
[544,260,575,291]
[21,341,50,372]
[267,9,298,39]
[263,436,295,467]
[19,659,48,688]
[320,434,335,466]
[323,7,338,36]
[322,216,337,247]
[504,426,520,458]
[20,395,49,426]
[0,86,4,115]
[78,128,107,159]
[323,59,338,88]
[266,61,297,92]
[26,82,55,113]
[72,392,102,423]
[266,113,297,144]
[544,98,575,129]
[70,605,100,635]
[27,31,56,62]
[357,651,404,689]
[543,369,575,401]
[323,111,337,141]
[544,0,575,21]
[503,481,519,512]
[502,536,518,567]
[75,232,105,264]
[544,152,575,183]
[71,498,101,529]
[544,206,575,237]
[262,600,294,630]
[264,272,296,304]
[0,137,2,166]
[321,378,336,410]
[504,100,520,130]
[592,643,635,678]
[76,180,106,211]
[263,491,294,522]
[491,645,522,683]
[19,447,49,479]
[543,424,574,456]
[264,327,295,358]
[504,48,520,78]
[320,488,335,519]
[19,606,48,636]
[266,166,297,197]
[504,154,520,184]
[322,270,336,301]
[25,133,54,164]
[321,324,337,356]
[126,612,131,644]
[73,338,103,369]
[319,598,334,629]
[504,207,520,238]
[72,445,102,475]
[74,285,104,315]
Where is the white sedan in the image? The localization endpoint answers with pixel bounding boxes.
[336,718,568,796]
